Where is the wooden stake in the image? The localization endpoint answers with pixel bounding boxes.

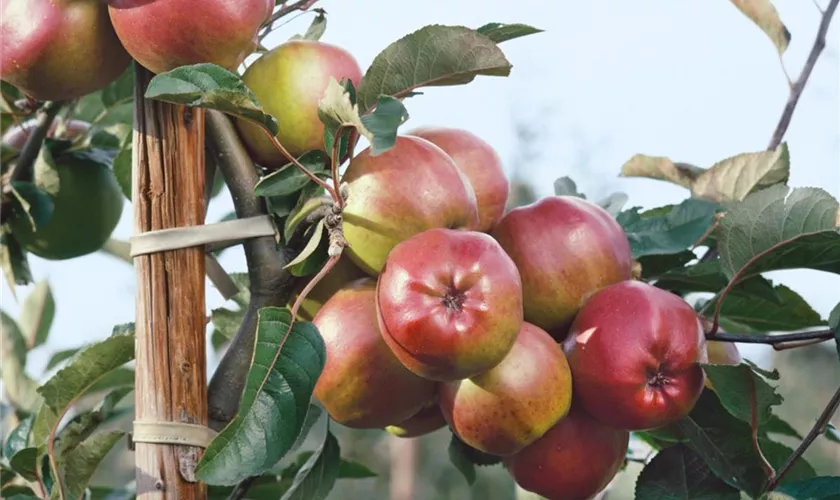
[132,64,208,500]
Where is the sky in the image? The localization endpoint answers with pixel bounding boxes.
[2,0,839,378]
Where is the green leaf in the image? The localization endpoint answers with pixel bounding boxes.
[209,306,244,344]
[829,301,840,362]
[638,251,697,279]
[475,23,543,44]
[49,431,124,500]
[691,144,790,204]
[597,192,630,217]
[284,195,332,243]
[1,485,37,498]
[194,308,326,485]
[286,405,325,457]
[279,427,340,500]
[18,280,55,349]
[0,232,33,291]
[356,25,514,114]
[717,284,825,331]
[701,363,782,430]
[100,64,135,107]
[554,176,585,198]
[32,328,135,448]
[285,219,328,277]
[826,423,840,444]
[32,144,61,197]
[8,447,39,482]
[359,95,410,156]
[774,477,840,499]
[617,199,719,258]
[729,0,791,55]
[45,348,81,372]
[337,459,377,478]
[8,182,55,232]
[447,434,476,486]
[4,415,34,460]
[113,147,132,200]
[145,63,278,135]
[301,11,327,41]
[717,185,840,283]
[254,151,329,198]
[0,311,40,411]
[634,444,741,499]
[620,154,704,189]
[764,414,802,440]
[654,260,780,304]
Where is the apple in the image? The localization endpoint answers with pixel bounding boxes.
[439,322,573,456]
[1,0,131,101]
[704,340,742,390]
[342,136,479,276]
[2,119,90,150]
[407,126,509,232]
[504,405,629,500]
[107,0,273,75]
[5,154,124,261]
[289,254,368,321]
[312,278,436,428]
[385,401,447,438]
[376,228,523,381]
[235,40,364,168]
[491,195,633,337]
[562,280,707,431]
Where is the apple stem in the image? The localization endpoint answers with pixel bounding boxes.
[259,0,320,40]
[261,127,340,202]
[703,328,836,346]
[8,100,66,183]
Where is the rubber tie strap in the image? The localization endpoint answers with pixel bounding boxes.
[129,215,276,258]
[132,421,218,448]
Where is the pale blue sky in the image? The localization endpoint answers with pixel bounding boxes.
[3,0,839,377]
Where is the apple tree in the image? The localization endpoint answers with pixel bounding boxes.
[1,1,839,499]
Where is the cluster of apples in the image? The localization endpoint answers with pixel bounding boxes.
[296,121,729,499]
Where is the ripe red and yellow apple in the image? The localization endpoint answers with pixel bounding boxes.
[107,0,272,75]
[376,228,522,381]
[562,280,707,431]
[235,40,364,168]
[491,196,633,337]
[504,405,629,500]
[1,0,131,101]
[440,322,573,456]
[407,126,509,232]
[312,278,436,428]
[341,136,479,276]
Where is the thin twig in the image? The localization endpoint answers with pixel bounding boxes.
[259,0,319,40]
[706,329,835,344]
[765,384,840,491]
[260,127,339,202]
[767,0,840,150]
[9,101,65,183]
[227,476,257,500]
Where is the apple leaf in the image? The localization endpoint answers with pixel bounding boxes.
[210,306,244,345]
[764,414,802,440]
[285,218,328,277]
[729,0,791,55]
[49,430,124,500]
[654,260,779,304]
[284,195,332,243]
[4,416,35,472]
[774,477,840,499]
[279,426,340,500]
[337,459,378,479]
[18,280,55,349]
[634,444,741,499]
[8,181,54,232]
[31,144,61,197]
[100,64,135,108]
[113,147,132,200]
[359,95,410,156]
[8,447,39,482]
[700,363,782,431]
[637,251,696,279]
[356,25,514,114]
[0,232,34,291]
[45,348,81,372]
[674,390,815,497]
[620,154,704,189]
[826,423,840,444]
[554,176,585,198]
[597,192,630,217]
[447,431,501,486]
[145,63,279,136]
[31,326,135,448]
[295,10,326,42]
[194,308,326,485]
[717,185,840,284]
[691,144,789,204]
[829,301,840,362]
[475,23,543,44]
[0,311,41,412]
[617,199,719,258]
[254,151,330,198]
[717,284,825,332]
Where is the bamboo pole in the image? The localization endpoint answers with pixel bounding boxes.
[131,64,208,500]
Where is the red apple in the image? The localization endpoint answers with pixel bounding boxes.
[407,126,509,232]
[2,119,90,150]
[289,254,368,322]
[439,322,573,456]
[376,228,523,382]
[1,0,132,101]
[313,278,437,428]
[107,0,273,75]
[341,136,479,276]
[562,280,707,431]
[491,196,633,337]
[385,402,447,438]
[235,40,364,168]
[504,405,629,500]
